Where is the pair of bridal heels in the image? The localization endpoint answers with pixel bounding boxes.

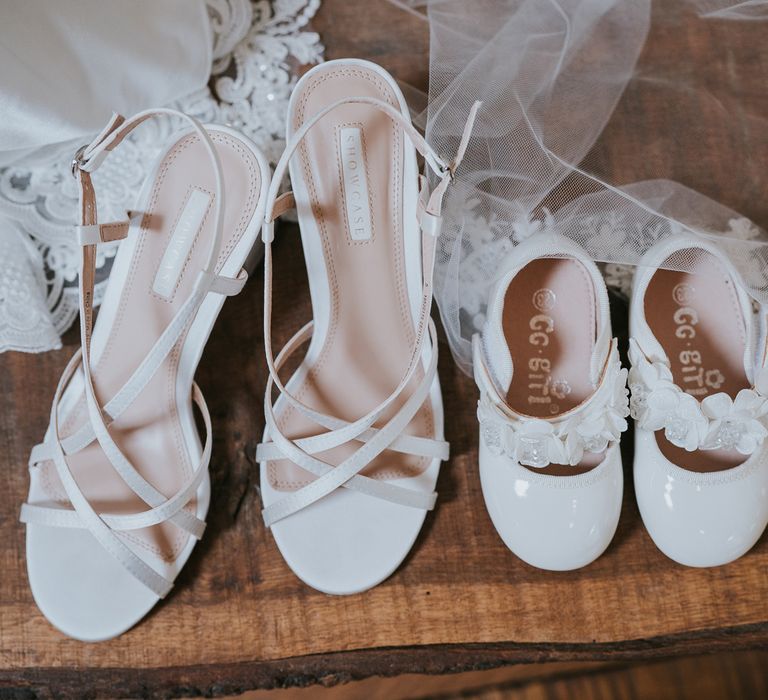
[20,59,479,641]
[475,233,768,571]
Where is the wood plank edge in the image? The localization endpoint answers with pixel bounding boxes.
[3,621,768,699]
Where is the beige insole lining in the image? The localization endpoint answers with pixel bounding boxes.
[503,258,602,476]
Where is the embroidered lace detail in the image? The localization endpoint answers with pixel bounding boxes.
[435,202,559,334]
[440,206,763,360]
[0,224,61,353]
[477,342,629,468]
[628,338,768,454]
[0,0,324,354]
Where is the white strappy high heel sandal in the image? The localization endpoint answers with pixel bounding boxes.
[256,59,479,594]
[20,110,269,640]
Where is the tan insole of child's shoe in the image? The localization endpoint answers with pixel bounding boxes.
[268,63,432,491]
[503,258,602,476]
[37,131,262,560]
[645,249,749,473]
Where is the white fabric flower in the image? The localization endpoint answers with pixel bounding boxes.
[563,364,628,464]
[566,416,608,464]
[701,389,768,454]
[659,392,709,452]
[629,340,768,454]
[476,342,629,469]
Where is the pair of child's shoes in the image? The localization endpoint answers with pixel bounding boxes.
[475,232,768,571]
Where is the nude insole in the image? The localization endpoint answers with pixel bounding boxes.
[503,257,601,475]
[645,249,749,473]
[268,64,433,491]
[38,131,261,560]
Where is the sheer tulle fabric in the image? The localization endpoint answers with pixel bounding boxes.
[394,0,768,374]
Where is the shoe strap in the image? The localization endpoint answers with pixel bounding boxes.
[629,338,768,454]
[474,334,629,469]
[261,319,442,527]
[261,98,479,459]
[30,266,245,465]
[256,321,449,462]
[263,96,481,233]
[21,382,212,538]
[38,333,174,598]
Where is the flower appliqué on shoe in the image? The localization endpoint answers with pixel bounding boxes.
[628,339,768,454]
[477,342,629,469]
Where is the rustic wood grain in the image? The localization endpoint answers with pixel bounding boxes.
[1,0,768,697]
[470,651,768,700]
[228,650,768,699]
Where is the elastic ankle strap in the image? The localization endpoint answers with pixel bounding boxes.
[262,96,481,235]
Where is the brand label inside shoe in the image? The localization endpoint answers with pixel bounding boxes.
[671,282,725,397]
[152,188,211,299]
[339,127,373,241]
[526,288,571,415]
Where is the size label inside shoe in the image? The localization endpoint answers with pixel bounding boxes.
[153,188,211,299]
[339,127,373,241]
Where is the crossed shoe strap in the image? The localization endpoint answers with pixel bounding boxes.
[258,319,446,527]
[258,97,480,525]
[21,109,244,598]
[29,266,246,464]
[256,324,448,464]
[21,381,212,538]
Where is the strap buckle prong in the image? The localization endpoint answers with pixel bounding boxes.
[70,144,89,179]
[438,160,455,183]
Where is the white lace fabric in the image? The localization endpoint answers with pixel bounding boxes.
[0,0,323,354]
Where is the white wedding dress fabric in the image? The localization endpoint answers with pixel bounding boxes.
[395,0,768,374]
[0,1,213,168]
[0,0,323,353]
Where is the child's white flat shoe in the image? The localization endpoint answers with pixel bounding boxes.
[474,233,628,571]
[629,235,768,567]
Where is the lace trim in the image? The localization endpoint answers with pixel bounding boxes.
[0,0,324,354]
[628,338,768,454]
[478,342,629,468]
[438,210,762,339]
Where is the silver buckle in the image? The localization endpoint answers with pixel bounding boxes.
[438,159,455,183]
[70,144,89,179]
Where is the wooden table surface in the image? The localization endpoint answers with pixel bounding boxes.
[2,1,768,697]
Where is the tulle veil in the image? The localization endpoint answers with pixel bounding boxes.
[389,0,768,374]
